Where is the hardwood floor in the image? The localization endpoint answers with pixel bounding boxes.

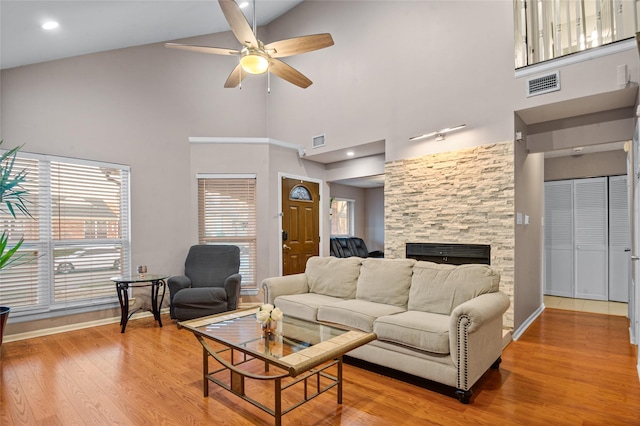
[2,308,639,425]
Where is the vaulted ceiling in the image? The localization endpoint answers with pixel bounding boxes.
[0,0,302,70]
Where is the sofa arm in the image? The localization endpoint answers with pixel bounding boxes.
[167,275,191,318]
[224,273,242,311]
[261,273,309,305]
[168,275,191,298]
[449,291,510,391]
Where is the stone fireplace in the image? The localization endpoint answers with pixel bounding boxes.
[385,141,514,329]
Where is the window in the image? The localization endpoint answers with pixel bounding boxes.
[330,198,354,237]
[290,185,312,201]
[514,0,638,68]
[0,152,130,321]
[197,175,257,293]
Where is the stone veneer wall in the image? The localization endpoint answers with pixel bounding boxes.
[385,141,515,329]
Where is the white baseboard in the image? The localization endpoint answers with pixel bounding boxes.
[3,307,171,343]
[512,304,545,341]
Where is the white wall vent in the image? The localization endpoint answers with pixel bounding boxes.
[526,71,560,97]
[312,134,326,148]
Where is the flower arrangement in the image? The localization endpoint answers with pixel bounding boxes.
[256,303,283,324]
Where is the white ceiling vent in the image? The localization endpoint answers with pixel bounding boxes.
[527,71,560,97]
[312,134,326,148]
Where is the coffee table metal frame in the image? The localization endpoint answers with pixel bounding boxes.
[178,308,376,426]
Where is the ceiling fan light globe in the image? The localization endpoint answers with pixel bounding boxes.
[240,54,269,74]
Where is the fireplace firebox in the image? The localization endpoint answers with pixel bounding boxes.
[405,243,490,265]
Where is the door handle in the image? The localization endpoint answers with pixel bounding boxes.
[632,256,640,261]
[283,244,291,251]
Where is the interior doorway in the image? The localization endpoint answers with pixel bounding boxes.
[281,176,320,275]
[544,175,630,302]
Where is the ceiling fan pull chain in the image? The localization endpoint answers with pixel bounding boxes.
[268,71,271,94]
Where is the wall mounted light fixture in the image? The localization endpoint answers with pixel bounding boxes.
[409,124,466,142]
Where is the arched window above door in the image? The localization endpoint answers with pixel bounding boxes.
[290,185,312,201]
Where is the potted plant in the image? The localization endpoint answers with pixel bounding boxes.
[0,140,31,345]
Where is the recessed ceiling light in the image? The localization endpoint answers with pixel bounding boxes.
[346,151,354,157]
[42,21,59,30]
[239,2,249,8]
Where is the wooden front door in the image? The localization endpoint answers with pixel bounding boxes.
[281,177,320,275]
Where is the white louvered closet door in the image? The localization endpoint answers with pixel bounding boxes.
[544,180,574,297]
[574,177,609,300]
[608,175,631,302]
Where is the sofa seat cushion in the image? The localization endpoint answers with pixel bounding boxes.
[409,261,500,314]
[305,256,362,299]
[275,293,345,322]
[317,299,405,332]
[374,311,450,355]
[355,258,416,308]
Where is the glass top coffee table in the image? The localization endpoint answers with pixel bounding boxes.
[178,307,376,426]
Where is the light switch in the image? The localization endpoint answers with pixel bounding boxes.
[516,212,523,225]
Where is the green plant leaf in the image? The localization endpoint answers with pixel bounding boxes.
[0,141,31,219]
[0,232,24,270]
[0,140,33,272]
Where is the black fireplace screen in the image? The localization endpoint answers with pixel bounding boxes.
[405,243,490,265]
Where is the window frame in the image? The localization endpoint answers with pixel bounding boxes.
[0,150,131,323]
[330,198,355,237]
[196,173,258,295]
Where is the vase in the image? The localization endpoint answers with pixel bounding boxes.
[261,320,277,337]
[0,306,10,346]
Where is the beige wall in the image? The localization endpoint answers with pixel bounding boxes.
[514,114,545,333]
[545,150,627,181]
[1,30,268,282]
[325,155,385,182]
[514,52,639,113]
[266,1,516,161]
[385,142,515,329]
[364,186,384,253]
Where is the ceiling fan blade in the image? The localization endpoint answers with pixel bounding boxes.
[269,59,312,89]
[218,0,258,47]
[224,63,247,88]
[265,34,334,58]
[164,43,239,56]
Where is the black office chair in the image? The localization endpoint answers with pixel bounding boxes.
[168,245,242,321]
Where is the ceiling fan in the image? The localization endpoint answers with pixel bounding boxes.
[165,0,334,89]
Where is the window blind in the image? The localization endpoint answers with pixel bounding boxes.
[51,160,129,305]
[0,151,130,318]
[198,176,257,290]
[0,156,42,308]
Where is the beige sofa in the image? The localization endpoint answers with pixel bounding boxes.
[262,256,510,403]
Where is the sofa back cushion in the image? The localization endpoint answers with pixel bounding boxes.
[408,261,500,314]
[305,256,362,299]
[356,258,416,308]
